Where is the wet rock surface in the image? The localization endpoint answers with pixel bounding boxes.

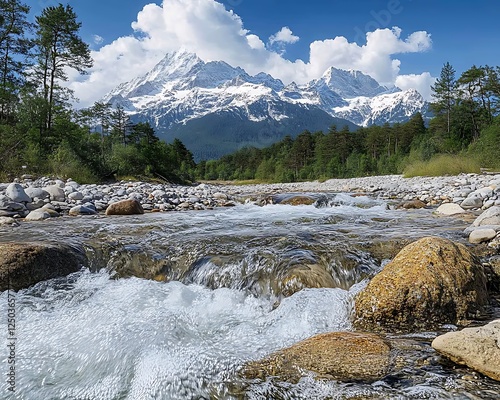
[0,242,88,291]
[353,237,489,332]
[432,319,500,382]
[241,331,392,383]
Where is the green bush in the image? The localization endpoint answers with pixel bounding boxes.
[403,154,481,177]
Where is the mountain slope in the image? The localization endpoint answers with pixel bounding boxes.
[104,50,429,160]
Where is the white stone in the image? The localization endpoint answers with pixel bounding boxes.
[25,210,51,221]
[473,206,500,226]
[432,320,500,381]
[469,228,497,244]
[68,191,84,201]
[5,183,31,203]
[435,203,465,216]
[25,187,50,200]
[44,185,66,201]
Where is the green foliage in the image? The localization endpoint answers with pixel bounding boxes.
[403,155,480,177]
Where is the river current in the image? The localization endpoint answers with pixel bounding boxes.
[1,193,499,399]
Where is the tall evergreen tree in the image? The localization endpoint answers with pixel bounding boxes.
[431,62,457,134]
[32,3,92,134]
[0,0,31,122]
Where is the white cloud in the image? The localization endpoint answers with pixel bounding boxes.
[269,27,299,45]
[68,0,435,107]
[396,72,436,100]
[92,34,104,45]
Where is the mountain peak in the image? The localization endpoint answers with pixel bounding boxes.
[318,67,389,98]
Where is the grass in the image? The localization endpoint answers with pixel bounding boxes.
[403,154,481,178]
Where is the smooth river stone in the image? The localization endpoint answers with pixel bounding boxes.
[435,203,466,215]
[469,228,497,244]
[432,320,500,381]
[5,183,31,203]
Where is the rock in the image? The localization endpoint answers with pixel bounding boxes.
[461,196,483,209]
[5,183,31,203]
[105,199,144,215]
[279,264,336,297]
[24,209,51,221]
[473,206,500,227]
[26,199,46,211]
[432,320,500,381]
[435,203,466,215]
[40,205,60,218]
[44,185,66,202]
[0,242,88,291]
[353,237,488,332]
[25,187,50,200]
[469,228,498,244]
[68,191,84,201]
[398,199,426,209]
[280,195,316,206]
[241,331,391,383]
[69,205,98,216]
[0,201,25,211]
[0,217,17,226]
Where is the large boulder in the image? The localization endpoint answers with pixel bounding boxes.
[353,237,488,332]
[432,320,500,381]
[241,331,391,383]
[0,242,88,291]
[105,199,144,215]
[5,183,31,203]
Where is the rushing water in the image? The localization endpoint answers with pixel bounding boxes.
[1,193,499,399]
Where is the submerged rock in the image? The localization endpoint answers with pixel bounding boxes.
[279,264,336,297]
[353,237,488,332]
[432,320,500,381]
[0,242,88,291]
[105,199,144,215]
[398,199,426,209]
[279,195,316,206]
[241,331,391,383]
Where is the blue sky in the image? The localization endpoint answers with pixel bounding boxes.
[28,0,500,106]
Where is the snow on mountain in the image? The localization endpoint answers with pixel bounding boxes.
[103,50,430,159]
[333,89,429,127]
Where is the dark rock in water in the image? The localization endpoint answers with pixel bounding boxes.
[0,242,88,291]
[105,199,144,215]
[353,237,488,332]
[241,331,392,383]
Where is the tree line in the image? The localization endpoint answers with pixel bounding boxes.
[0,1,195,183]
[196,63,500,181]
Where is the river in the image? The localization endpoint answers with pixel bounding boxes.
[1,193,498,399]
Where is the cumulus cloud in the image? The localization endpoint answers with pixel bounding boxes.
[395,72,436,100]
[68,0,435,106]
[269,27,299,45]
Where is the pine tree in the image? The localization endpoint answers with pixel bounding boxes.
[431,62,457,134]
[0,0,31,122]
[32,4,92,134]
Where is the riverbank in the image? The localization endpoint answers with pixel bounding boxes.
[1,173,499,219]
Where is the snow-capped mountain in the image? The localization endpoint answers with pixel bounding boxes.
[104,50,429,160]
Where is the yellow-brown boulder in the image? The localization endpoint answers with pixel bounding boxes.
[354,237,488,332]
